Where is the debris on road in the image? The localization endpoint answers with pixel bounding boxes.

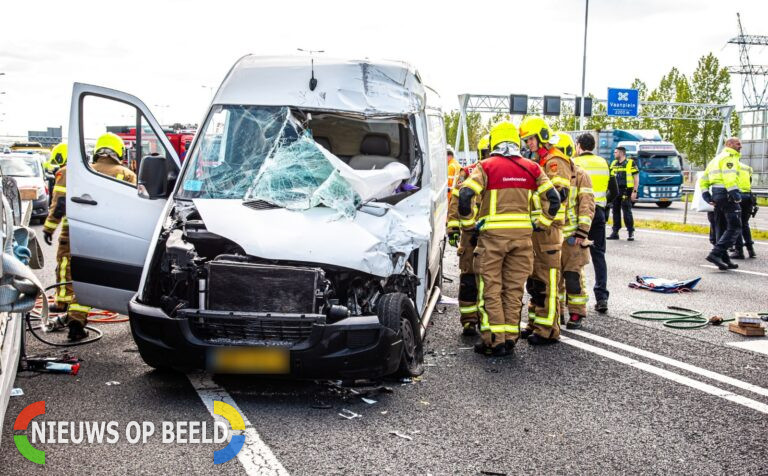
[105,381,120,386]
[338,409,361,420]
[480,471,507,476]
[628,276,701,293]
[361,397,377,405]
[728,322,766,337]
[389,431,412,441]
[10,388,23,397]
[438,296,458,306]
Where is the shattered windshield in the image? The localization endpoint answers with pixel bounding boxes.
[177,105,361,217]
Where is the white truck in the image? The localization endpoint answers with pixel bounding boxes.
[66,56,447,378]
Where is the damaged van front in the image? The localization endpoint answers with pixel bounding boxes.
[66,56,447,379]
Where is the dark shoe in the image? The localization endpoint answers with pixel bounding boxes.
[720,253,739,269]
[729,249,745,260]
[595,300,608,314]
[505,340,516,352]
[747,245,757,258]
[462,322,478,337]
[705,251,729,270]
[607,232,620,240]
[565,314,584,330]
[520,328,534,339]
[474,341,510,357]
[527,334,559,346]
[49,303,68,313]
[627,232,635,241]
[67,321,89,341]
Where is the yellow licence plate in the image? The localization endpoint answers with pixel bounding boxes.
[208,347,290,374]
[659,198,670,202]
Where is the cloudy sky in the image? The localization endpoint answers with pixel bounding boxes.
[0,0,766,136]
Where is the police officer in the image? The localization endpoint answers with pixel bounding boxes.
[519,117,571,345]
[553,133,595,329]
[608,146,638,241]
[459,121,559,356]
[700,137,742,270]
[730,161,757,259]
[574,133,617,314]
[41,133,136,340]
[446,135,489,336]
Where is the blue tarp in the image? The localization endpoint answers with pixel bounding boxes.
[628,276,701,293]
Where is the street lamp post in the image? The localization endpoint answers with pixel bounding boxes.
[579,0,590,131]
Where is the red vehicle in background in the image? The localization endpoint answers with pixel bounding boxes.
[110,125,195,170]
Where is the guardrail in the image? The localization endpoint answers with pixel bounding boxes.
[681,186,768,197]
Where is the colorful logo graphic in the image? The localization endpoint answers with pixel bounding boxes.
[213,401,245,465]
[14,401,46,465]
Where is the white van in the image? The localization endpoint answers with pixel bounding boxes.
[66,56,447,378]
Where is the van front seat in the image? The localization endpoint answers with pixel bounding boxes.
[348,134,398,170]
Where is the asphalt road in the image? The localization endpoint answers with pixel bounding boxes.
[630,201,767,232]
[1,223,767,475]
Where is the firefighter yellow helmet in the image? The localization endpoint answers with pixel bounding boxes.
[489,121,521,151]
[552,131,575,158]
[94,132,125,160]
[477,134,490,160]
[50,143,68,166]
[519,116,552,145]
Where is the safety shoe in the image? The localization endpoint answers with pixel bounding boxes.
[49,302,68,313]
[505,340,516,352]
[520,328,534,339]
[721,253,739,269]
[566,314,584,330]
[607,232,620,240]
[729,249,745,260]
[627,232,635,241]
[462,322,478,337]
[705,251,729,271]
[527,334,559,346]
[67,321,89,341]
[747,245,757,259]
[595,300,608,314]
[474,341,510,357]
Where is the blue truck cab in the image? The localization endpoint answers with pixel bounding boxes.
[595,129,684,208]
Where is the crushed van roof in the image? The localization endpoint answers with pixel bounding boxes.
[214,56,426,115]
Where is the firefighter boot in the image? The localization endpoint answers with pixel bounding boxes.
[720,251,739,269]
[67,321,89,341]
[566,313,585,330]
[747,244,757,258]
[706,251,729,270]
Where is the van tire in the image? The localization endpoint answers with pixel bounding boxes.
[377,292,424,378]
[655,202,672,208]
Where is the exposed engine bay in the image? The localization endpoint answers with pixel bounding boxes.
[140,201,420,345]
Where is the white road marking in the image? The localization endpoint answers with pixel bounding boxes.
[560,336,768,414]
[187,372,289,476]
[700,264,768,277]
[565,329,768,398]
[626,228,768,246]
[728,340,768,356]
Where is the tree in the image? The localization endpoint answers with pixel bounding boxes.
[689,53,732,166]
[444,111,484,151]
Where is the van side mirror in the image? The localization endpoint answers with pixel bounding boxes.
[137,154,169,199]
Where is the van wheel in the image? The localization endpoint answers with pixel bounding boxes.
[656,202,672,208]
[377,293,424,377]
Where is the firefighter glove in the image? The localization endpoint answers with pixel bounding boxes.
[43,229,53,246]
[447,231,459,247]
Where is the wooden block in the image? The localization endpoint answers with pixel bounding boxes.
[729,322,766,337]
[735,312,763,327]
[19,188,38,201]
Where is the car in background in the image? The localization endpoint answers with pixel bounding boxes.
[0,153,50,222]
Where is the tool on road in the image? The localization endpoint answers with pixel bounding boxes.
[21,355,81,375]
[629,306,722,329]
[628,276,701,293]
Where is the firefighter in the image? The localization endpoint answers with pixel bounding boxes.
[447,146,461,200]
[41,133,136,340]
[446,135,489,336]
[730,161,756,259]
[459,121,560,356]
[700,137,742,270]
[44,143,68,204]
[518,117,572,345]
[553,133,595,329]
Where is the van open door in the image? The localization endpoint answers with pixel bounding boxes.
[66,83,181,313]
